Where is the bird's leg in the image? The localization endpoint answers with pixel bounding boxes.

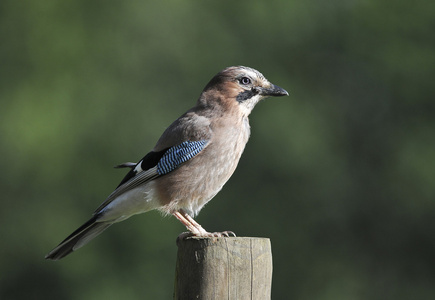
[183,212,236,237]
[180,210,209,234]
[175,209,236,238]
[172,211,205,236]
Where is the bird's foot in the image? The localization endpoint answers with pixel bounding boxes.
[190,230,236,238]
[176,230,236,245]
[204,231,236,237]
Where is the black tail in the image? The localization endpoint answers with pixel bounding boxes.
[45,216,113,261]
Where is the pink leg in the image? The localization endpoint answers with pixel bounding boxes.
[182,211,208,233]
[172,211,204,235]
[173,209,236,238]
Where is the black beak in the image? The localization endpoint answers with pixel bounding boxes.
[260,84,289,97]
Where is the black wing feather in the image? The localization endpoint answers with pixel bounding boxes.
[116,148,169,188]
[45,215,112,260]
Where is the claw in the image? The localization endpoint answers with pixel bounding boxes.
[212,231,236,237]
[221,231,236,237]
[176,230,236,245]
[192,231,236,238]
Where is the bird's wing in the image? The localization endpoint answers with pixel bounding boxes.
[114,162,137,169]
[93,140,210,214]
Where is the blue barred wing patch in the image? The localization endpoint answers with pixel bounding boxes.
[157,140,208,175]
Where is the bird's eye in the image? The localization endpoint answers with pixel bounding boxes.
[240,77,251,85]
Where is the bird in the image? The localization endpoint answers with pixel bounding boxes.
[45,66,289,260]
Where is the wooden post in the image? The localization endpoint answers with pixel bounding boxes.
[174,237,272,300]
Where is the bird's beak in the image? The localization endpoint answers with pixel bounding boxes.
[260,84,289,97]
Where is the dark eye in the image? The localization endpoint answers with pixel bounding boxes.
[240,77,251,85]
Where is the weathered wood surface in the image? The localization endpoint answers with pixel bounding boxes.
[174,237,272,300]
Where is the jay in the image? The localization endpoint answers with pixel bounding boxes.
[45,66,288,260]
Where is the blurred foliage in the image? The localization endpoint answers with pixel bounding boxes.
[1,0,434,299]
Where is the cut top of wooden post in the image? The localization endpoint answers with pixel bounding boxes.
[174,237,272,300]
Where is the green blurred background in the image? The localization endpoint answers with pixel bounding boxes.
[1,0,434,299]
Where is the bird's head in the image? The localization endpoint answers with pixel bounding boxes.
[199,66,289,116]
